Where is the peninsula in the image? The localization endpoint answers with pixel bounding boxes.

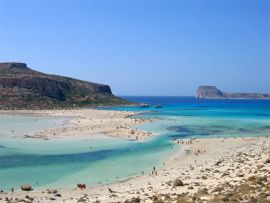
[197,86,270,99]
[0,62,129,110]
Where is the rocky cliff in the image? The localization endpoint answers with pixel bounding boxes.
[0,62,129,109]
[197,86,270,99]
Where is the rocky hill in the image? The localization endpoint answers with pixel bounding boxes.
[197,86,270,99]
[0,62,129,109]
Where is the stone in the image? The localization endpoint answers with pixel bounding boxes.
[265,159,270,164]
[236,173,245,177]
[21,184,32,191]
[222,172,230,177]
[55,193,61,197]
[173,178,184,187]
[201,175,207,180]
[77,197,87,203]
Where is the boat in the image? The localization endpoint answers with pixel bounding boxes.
[154,104,162,108]
[140,103,150,108]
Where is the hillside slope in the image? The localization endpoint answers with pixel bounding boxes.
[0,63,129,109]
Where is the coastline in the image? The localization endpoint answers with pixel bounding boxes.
[1,109,270,202]
[1,136,269,202]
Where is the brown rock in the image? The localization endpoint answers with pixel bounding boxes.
[173,178,184,187]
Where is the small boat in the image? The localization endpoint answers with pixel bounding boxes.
[154,104,162,108]
[140,103,150,108]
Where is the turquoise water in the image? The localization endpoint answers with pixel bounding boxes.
[108,97,270,139]
[0,113,174,190]
[0,97,270,190]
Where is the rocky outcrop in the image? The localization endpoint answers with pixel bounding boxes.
[0,62,129,109]
[197,86,224,98]
[197,86,270,99]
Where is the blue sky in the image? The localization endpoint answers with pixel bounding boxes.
[0,0,269,96]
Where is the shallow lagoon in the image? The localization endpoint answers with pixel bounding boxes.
[0,97,270,190]
[0,113,174,190]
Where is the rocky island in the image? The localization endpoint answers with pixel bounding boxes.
[197,86,270,99]
[0,62,129,109]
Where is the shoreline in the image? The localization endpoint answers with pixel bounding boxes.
[1,136,269,202]
[0,109,154,141]
[0,109,270,202]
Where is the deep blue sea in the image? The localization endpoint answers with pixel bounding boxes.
[0,96,269,190]
[109,96,270,138]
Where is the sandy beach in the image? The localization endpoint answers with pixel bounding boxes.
[1,109,270,203]
[1,136,269,203]
[0,109,153,140]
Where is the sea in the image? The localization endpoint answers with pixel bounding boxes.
[0,96,269,190]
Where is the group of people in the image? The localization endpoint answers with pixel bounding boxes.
[151,166,158,176]
[172,138,193,145]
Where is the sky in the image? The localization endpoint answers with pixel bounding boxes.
[0,0,269,96]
